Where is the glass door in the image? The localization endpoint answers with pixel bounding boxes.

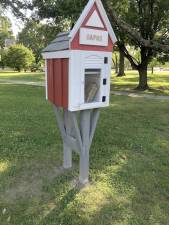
[84,67,102,104]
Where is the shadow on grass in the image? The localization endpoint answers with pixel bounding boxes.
[38,187,80,225]
[111,71,169,96]
[111,83,169,96]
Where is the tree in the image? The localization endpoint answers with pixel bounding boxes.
[0,48,7,69]
[32,0,169,90]
[0,1,28,18]
[117,48,125,77]
[149,57,159,74]
[0,15,14,48]
[6,44,35,71]
[112,51,119,74]
[107,1,129,77]
[104,0,169,90]
[3,0,169,90]
[18,20,65,64]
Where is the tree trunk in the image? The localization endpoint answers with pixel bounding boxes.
[115,62,118,74]
[151,67,154,74]
[112,55,118,74]
[117,49,125,77]
[115,55,118,74]
[136,66,149,90]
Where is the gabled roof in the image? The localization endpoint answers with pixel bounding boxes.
[68,0,117,44]
[42,32,70,53]
[42,0,117,54]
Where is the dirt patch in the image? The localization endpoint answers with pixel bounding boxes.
[1,164,67,203]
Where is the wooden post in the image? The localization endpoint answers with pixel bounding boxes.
[79,110,91,184]
[63,110,72,169]
[53,105,99,185]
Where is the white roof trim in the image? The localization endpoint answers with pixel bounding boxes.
[69,0,95,40]
[42,50,70,59]
[69,0,117,44]
[96,0,117,43]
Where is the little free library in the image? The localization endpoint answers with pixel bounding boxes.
[42,0,117,185]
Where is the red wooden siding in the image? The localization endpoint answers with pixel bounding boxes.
[62,59,69,108]
[53,59,62,105]
[70,3,114,52]
[47,58,69,109]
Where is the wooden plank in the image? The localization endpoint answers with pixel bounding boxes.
[53,59,62,106]
[89,109,100,148]
[70,112,83,152]
[62,59,69,109]
[79,110,91,184]
[53,106,66,141]
[63,110,72,168]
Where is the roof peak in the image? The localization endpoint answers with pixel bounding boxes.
[69,0,117,44]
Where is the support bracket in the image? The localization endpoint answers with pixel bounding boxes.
[53,105,100,184]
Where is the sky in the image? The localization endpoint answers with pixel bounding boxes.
[5,11,21,36]
[5,8,31,37]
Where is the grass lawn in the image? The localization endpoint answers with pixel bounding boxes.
[112,71,169,96]
[0,71,44,82]
[1,70,169,96]
[0,84,169,225]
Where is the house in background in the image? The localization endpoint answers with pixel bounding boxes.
[5,38,15,47]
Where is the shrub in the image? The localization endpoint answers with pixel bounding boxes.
[6,44,35,71]
[0,49,7,69]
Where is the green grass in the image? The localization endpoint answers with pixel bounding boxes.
[0,84,169,225]
[1,70,169,96]
[0,71,44,82]
[112,71,169,96]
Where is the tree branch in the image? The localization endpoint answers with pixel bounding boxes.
[104,1,169,53]
[119,43,139,70]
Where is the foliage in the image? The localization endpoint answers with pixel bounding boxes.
[30,61,44,72]
[3,0,169,89]
[149,58,159,73]
[104,0,169,89]
[0,83,169,224]
[0,15,14,48]
[29,0,169,89]
[31,0,87,24]
[0,48,7,68]
[5,44,35,71]
[112,51,119,73]
[18,20,65,64]
[0,0,28,18]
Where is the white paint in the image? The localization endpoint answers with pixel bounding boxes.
[86,10,104,28]
[69,0,95,41]
[80,28,108,46]
[97,0,117,44]
[69,51,82,111]
[69,0,117,44]
[42,50,70,59]
[68,50,112,111]
[43,49,112,111]
[45,60,48,100]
